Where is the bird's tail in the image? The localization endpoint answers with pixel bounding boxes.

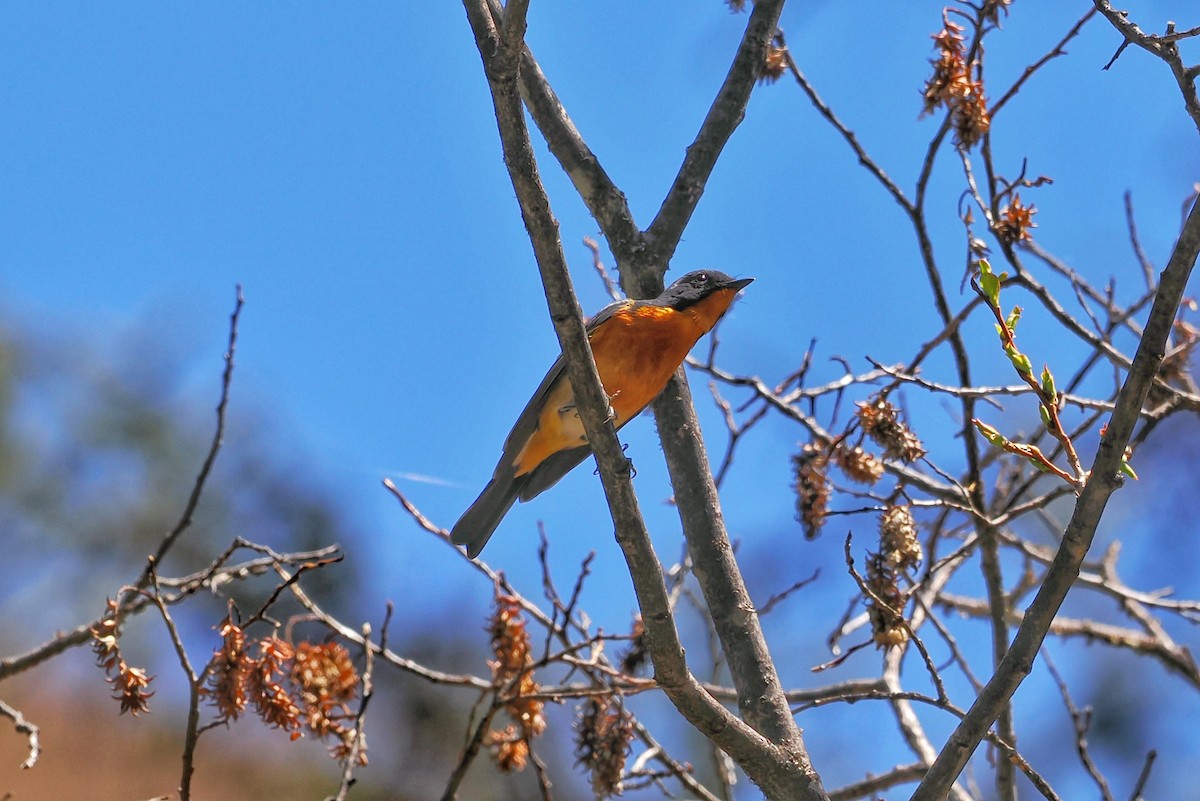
[450,470,524,558]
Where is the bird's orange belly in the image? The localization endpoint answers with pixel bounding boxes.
[512,306,700,476]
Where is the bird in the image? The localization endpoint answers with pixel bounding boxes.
[450,270,753,558]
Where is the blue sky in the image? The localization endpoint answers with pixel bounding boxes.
[3,1,1198,797]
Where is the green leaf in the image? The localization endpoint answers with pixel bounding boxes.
[973,419,1007,447]
[1040,365,1056,398]
[1028,456,1051,473]
[1039,403,1053,431]
[978,260,1001,307]
[1005,347,1033,376]
[1119,460,1139,481]
[1006,305,1023,331]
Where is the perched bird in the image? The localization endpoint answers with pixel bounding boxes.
[450,270,753,557]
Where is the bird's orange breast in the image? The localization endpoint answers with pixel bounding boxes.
[512,288,740,476]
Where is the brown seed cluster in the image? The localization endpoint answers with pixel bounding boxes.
[618,614,648,677]
[792,442,831,539]
[252,638,303,736]
[832,443,885,485]
[865,554,910,649]
[200,618,365,764]
[484,592,546,773]
[982,0,1013,26]
[1149,317,1199,408]
[857,396,926,463]
[90,598,155,716]
[489,592,530,680]
[1167,318,1198,378]
[864,505,921,648]
[484,723,531,773]
[995,193,1037,245]
[921,17,990,149]
[292,640,364,762]
[206,617,253,722]
[91,601,366,765]
[760,42,788,84]
[575,696,635,799]
[879,504,922,570]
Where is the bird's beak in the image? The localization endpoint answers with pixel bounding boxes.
[724,277,754,292]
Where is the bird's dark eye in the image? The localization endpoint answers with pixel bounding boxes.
[696,272,709,284]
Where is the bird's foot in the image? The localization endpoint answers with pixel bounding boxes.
[594,444,636,478]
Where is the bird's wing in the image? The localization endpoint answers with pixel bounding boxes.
[518,444,592,501]
[494,298,634,478]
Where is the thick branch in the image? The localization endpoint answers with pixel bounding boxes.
[498,12,808,753]
[478,0,643,264]
[460,4,825,798]
[653,375,817,764]
[622,0,819,775]
[1093,1,1200,134]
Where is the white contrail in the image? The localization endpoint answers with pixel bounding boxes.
[380,470,460,488]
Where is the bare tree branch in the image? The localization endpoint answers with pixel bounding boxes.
[827,763,926,801]
[1092,1,1200,133]
[913,194,1200,801]
[460,3,826,798]
[136,285,244,592]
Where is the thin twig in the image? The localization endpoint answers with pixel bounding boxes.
[1128,750,1157,801]
[1124,191,1157,290]
[1043,651,1115,801]
[779,33,912,214]
[827,763,927,801]
[582,236,622,302]
[991,9,1098,116]
[759,570,821,617]
[328,603,393,801]
[915,187,1200,794]
[0,699,40,770]
[144,561,203,801]
[439,696,502,801]
[135,286,244,594]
